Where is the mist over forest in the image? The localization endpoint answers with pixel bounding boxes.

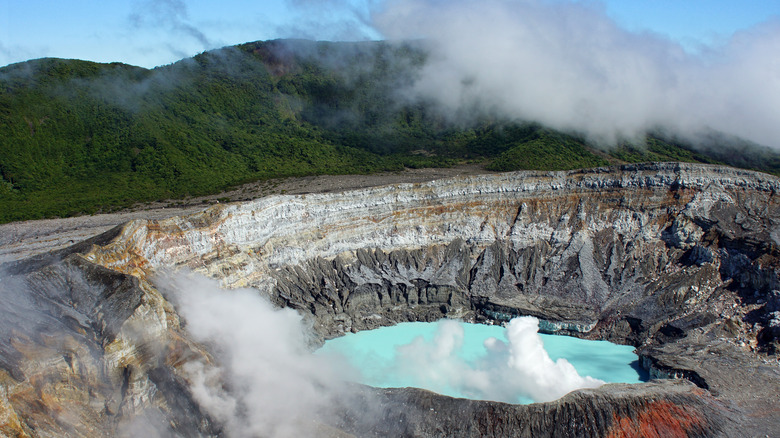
[1,36,779,223]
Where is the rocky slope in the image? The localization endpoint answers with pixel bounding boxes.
[1,162,779,436]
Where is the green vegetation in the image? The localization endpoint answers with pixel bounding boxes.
[486,130,609,171]
[1,39,779,223]
[610,136,717,165]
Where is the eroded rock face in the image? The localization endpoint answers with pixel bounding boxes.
[1,163,780,436]
[0,253,223,436]
[334,381,732,437]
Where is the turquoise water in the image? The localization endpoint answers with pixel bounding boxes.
[317,318,647,404]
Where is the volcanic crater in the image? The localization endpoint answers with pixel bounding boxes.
[2,162,780,437]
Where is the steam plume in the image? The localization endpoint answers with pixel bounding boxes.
[162,273,604,435]
[161,273,350,438]
[393,317,604,403]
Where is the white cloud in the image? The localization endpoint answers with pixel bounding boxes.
[373,0,780,148]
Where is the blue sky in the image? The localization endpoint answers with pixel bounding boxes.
[600,0,780,48]
[1,0,778,68]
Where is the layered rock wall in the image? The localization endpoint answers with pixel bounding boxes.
[84,163,780,344]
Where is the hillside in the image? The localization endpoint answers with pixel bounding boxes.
[1,39,778,223]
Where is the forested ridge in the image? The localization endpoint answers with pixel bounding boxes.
[1,39,778,223]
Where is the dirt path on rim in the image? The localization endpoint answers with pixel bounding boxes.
[0,164,494,261]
